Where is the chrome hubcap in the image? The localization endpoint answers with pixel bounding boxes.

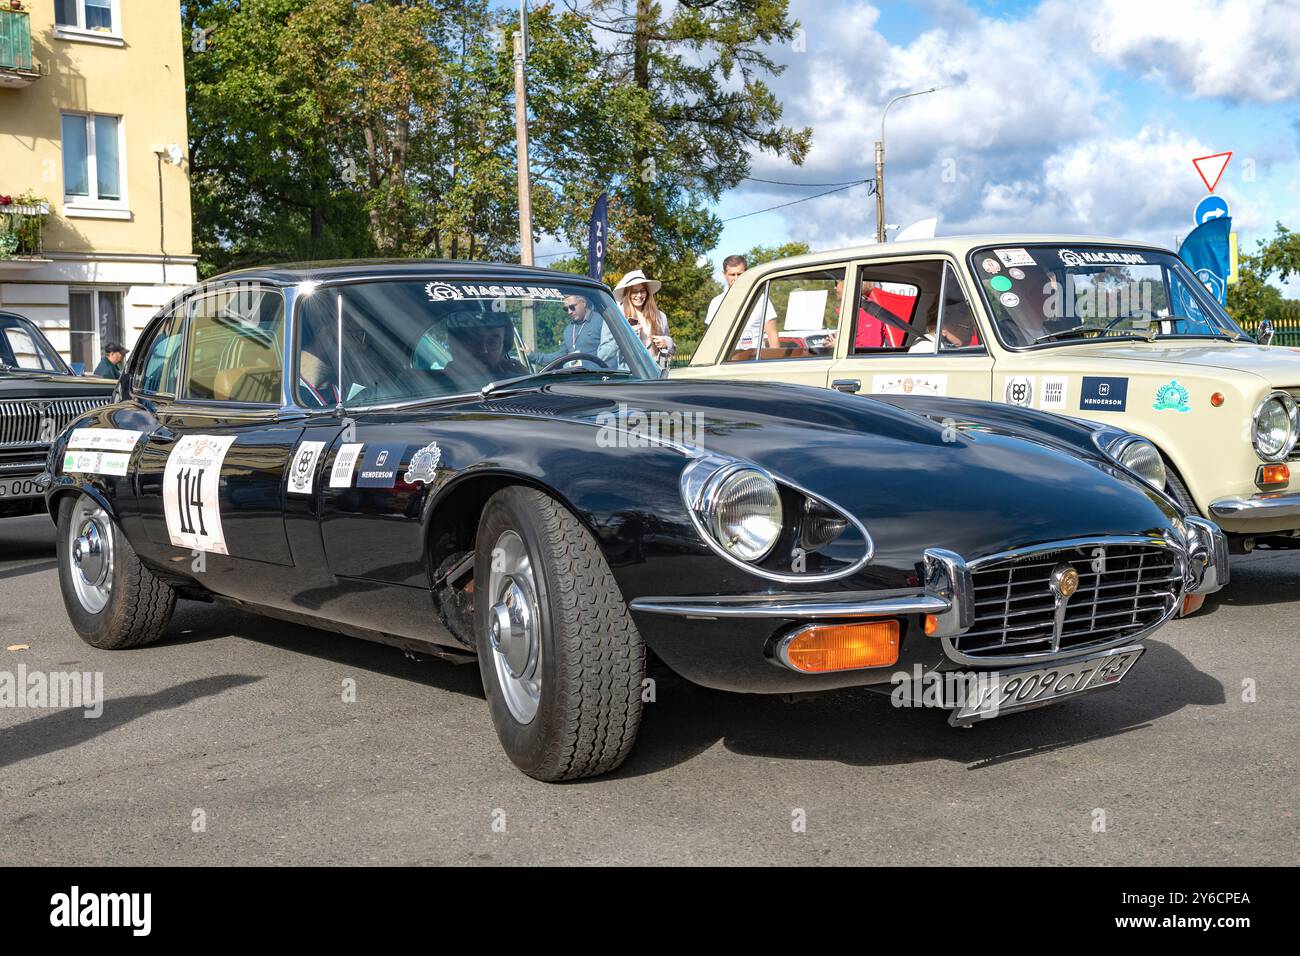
[67,497,114,614]
[486,530,542,723]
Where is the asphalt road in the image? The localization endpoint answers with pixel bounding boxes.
[1,512,1295,866]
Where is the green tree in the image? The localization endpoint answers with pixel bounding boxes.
[742,240,811,267]
[1227,223,1300,329]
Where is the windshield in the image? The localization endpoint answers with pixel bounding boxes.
[1,318,70,373]
[969,244,1248,349]
[294,278,659,408]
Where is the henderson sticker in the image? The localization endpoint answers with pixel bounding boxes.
[1153,380,1191,412]
[288,441,326,495]
[355,443,407,489]
[329,443,364,488]
[1079,376,1129,412]
[162,435,237,554]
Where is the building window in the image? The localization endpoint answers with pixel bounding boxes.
[55,0,118,34]
[62,113,123,208]
[68,289,125,373]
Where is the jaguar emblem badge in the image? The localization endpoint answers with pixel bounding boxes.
[404,441,441,486]
[1051,564,1079,598]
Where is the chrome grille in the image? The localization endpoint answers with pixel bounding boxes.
[0,397,108,446]
[953,542,1182,659]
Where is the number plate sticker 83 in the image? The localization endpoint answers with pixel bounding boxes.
[162,435,236,554]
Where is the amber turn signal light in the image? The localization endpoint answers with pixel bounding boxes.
[1210,392,1225,407]
[1258,463,1290,487]
[778,620,900,673]
[1181,593,1205,617]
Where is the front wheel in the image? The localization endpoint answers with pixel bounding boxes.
[474,486,646,781]
[56,495,177,649]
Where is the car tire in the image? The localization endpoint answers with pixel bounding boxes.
[56,495,177,650]
[1163,459,1200,517]
[474,486,646,781]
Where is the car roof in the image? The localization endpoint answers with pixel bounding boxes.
[741,234,1172,273]
[203,258,608,288]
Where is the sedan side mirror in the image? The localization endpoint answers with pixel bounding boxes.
[1258,319,1275,346]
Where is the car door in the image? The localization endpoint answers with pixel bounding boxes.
[704,264,848,387]
[825,257,994,401]
[131,284,309,605]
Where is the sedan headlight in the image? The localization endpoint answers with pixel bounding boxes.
[1110,436,1167,490]
[707,467,783,562]
[1252,391,1298,462]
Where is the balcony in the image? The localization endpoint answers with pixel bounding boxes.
[0,196,51,272]
[0,8,42,88]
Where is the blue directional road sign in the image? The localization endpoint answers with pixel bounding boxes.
[1194,195,1230,226]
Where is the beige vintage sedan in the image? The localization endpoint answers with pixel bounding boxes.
[678,235,1300,553]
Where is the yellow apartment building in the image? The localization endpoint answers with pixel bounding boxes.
[0,0,195,372]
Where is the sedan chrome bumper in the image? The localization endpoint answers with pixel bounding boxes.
[1210,491,1300,522]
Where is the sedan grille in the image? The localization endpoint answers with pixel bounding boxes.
[0,397,108,447]
[951,541,1182,660]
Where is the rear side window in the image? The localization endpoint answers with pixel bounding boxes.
[182,286,284,403]
[132,309,184,395]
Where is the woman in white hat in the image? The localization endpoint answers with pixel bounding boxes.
[612,269,675,372]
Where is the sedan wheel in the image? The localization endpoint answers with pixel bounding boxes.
[67,496,114,615]
[486,530,543,724]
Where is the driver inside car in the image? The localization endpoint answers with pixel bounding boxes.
[442,309,528,391]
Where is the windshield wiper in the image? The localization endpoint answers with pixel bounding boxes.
[480,365,634,397]
[1034,325,1139,344]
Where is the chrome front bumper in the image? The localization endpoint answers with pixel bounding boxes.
[1210,491,1300,522]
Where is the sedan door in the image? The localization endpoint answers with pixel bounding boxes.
[825,257,994,401]
[130,286,309,605]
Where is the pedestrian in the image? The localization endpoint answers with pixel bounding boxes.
[531,293,607,367]
[613,269,675,371]
[94,342,127,380]
[705,254,778,350]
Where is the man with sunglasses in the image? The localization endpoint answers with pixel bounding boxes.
[531,294,608,367]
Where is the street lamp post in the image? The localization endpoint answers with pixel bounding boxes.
[513,0,534,266]
[875,87,938,244]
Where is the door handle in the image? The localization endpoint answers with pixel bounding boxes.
[832,379,861,394]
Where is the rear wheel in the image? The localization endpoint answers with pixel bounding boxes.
[56,495,177,649]
[474,486,645,781]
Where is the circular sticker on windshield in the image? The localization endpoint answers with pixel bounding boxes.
[1008,267,1026,280]
[990,275,1013,292]
[1000,292,1020,308]
[981,258,1001,274]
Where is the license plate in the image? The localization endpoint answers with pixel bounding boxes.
[949,645,1146,725]
[0,476,41,499]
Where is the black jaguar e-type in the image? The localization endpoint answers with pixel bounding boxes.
[41,262,1227,780]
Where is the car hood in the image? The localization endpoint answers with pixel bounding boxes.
[0,371,116,399]
[1059,341,1300,387]
[489,378,1181,568]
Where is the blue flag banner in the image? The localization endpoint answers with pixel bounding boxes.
[1178,216,1232,305]
[587,192,607,281]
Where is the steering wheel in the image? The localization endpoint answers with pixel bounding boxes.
[539,351,609,371]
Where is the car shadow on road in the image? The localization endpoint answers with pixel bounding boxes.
[0,674,262,770]
[158,600,487,700]
[611,639,1224,780]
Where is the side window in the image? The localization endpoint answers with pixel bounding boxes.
[182,286,284,403]
[848,261,951,355]
[132,309,185,395]
[724,267,845,363]
[935,265,984,353]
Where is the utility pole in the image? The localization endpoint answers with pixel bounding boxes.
[513,1,533,266]
[875,87,939,244]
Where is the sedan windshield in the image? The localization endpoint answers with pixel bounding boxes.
[969,244,1248,349]
[294,278,660,408]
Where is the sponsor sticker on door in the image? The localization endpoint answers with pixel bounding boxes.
[287,441,326,495]
[162,435,237,554]
[1005,376,1034,407]
[330,443,364,488]
[872,375,948,397]
[1079,376,1129,412]
[1039,376,1068,410]
[66,428,144,453]
[355,443,407,489]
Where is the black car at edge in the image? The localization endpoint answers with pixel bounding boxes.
[40,261,1228,780]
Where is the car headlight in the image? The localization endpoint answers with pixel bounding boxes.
[707,467,783,562]
[1110,436,1167,490]
[1252,391,1298,462]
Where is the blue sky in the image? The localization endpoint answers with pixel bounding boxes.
[696,0,1300,288]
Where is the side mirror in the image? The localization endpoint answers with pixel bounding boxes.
[1258,319,1275,346]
